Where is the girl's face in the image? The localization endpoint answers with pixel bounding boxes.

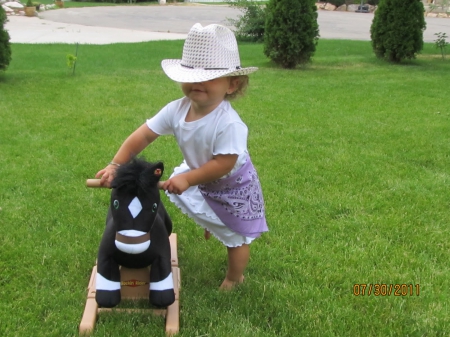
[181,77,239,112]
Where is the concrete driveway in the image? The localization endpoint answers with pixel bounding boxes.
[6,4,450,44]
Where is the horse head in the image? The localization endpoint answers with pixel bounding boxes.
[110,158,164,255]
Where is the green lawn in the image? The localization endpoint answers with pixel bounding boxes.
[0,39,449,336]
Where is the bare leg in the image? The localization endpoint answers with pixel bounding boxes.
[219,244,250,290]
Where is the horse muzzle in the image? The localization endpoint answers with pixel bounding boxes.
[115,230,151,254]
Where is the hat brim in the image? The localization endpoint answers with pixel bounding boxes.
[161,59,258,83]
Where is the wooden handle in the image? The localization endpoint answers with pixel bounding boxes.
[86,179,103,188]
[86,179,165,190]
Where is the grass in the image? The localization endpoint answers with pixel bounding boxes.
[1,39,449,336]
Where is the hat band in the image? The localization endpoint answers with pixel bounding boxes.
[181,64,242,71]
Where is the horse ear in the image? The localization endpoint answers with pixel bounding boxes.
[149,162,164,181]
[154,162,164,176]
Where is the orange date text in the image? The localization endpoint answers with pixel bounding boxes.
[353,284,420,296]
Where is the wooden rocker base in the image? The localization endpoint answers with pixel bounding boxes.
[79,233,180,336]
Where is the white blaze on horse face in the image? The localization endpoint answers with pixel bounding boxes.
[128,196,142,218]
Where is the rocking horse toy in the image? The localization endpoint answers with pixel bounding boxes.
[79,158,180,336]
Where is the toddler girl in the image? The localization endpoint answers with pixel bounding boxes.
[96,23,268,290]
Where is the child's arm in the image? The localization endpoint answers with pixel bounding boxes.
[162,154,238,194]
[95,123,160,187]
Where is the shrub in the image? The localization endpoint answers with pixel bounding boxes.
[0,5,11,72]
[227,0,266,42]
[370,0,426,63]
[264,0,319,69]
[434,32,449,60]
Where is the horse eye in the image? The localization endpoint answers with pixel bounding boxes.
[152,203,157,212]
[113,200,119,209]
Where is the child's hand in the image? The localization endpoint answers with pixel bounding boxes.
[95,165,117,188]
[162,176,190,195]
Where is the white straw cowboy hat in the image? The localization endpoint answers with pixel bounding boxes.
[161,23,258,83]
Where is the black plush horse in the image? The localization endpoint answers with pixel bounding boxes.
[95,158,175,308]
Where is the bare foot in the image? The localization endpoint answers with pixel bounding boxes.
[204,229,211,240]
[219,275,244,291]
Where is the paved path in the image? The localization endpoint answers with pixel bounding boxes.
[5,4,450,44]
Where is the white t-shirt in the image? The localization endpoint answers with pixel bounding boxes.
[146,97,248,173]
[146,97,263,247]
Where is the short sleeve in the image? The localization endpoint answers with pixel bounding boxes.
[213,122,248,156]
[146,103,175,136]
[147,97,190,135]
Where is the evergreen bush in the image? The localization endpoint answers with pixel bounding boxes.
[0,5,12,72]
[264,0,319,69]
[370,0,426,63]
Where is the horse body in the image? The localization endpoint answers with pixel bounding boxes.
[95,159,175,308]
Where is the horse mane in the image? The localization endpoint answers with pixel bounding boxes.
[111,157,163,197]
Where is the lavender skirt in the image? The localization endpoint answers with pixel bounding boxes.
[198,156,268,238]
[166,156,268,247]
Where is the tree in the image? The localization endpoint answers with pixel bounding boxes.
[264,0,319,69]
[0,5,12,72]
[370,0,426,63]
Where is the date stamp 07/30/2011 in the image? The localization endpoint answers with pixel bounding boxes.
[353,284,420,296]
